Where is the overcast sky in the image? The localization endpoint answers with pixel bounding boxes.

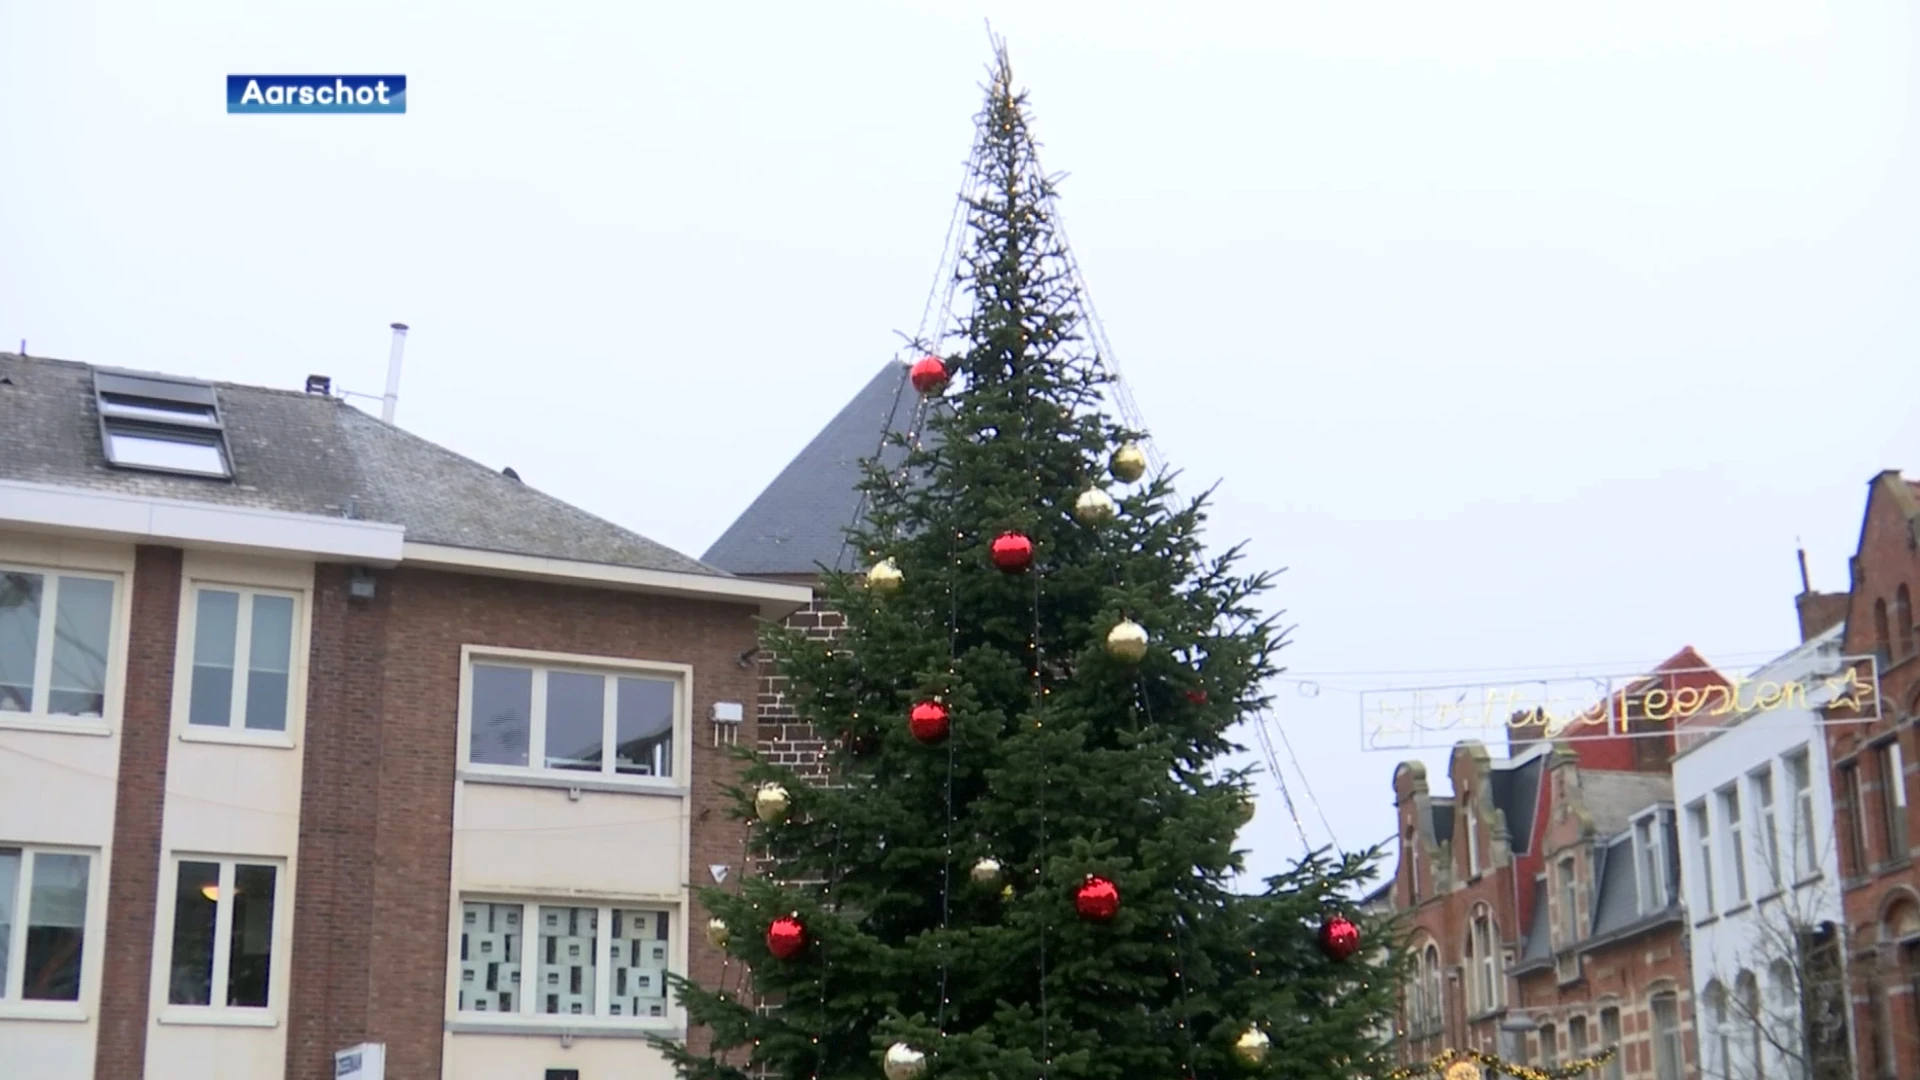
[3,1,1916,886]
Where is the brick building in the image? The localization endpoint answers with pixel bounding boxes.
[1819,469,1920,1079]
[0,351,809,1079]
[1390,650,1715,1079]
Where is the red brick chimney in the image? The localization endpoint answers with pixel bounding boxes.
[1795,544,1848,642]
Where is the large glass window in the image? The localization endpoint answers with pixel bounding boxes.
[1652,992,1683,1080]
[187,587,297,732]
[458,898,672,1024]
[0,569,116,720]
[0,847,91,1001]
[165,859,280,1010]
[1786,749,1818,879]
[465,657,679,782]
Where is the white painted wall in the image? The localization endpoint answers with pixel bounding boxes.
[443,646,694,1080]
[0,532,134,1078]
[142,551,314,1080]
[1672,625,1847,1080]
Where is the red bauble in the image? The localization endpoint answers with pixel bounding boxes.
[1319,915,1362,961]
[990,531,1035,574]
[1075,875,1120,922]
[767,915,807,960]
[840,729,879,757]
[909,700,951,744]
[909,356,949,394]
[1185,688,1209,705]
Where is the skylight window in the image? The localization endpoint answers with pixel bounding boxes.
[91,369,233,479]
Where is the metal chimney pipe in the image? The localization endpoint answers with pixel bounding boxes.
[381,322,409,424]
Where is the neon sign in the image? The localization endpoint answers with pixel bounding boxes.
[1359,657,1880,752]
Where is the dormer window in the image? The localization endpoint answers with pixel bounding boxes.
[1464,795,1481,875]
[1633,808,1671,914]
[92,369,231,479]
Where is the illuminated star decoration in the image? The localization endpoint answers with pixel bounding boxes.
[1822,668,1875,712]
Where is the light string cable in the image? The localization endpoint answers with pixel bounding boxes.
[1249,710,1315,853]
[1269,709,1342,856]
[1031,547,1052,1080]
[937,511,960,1041]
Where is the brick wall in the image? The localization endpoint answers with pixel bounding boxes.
[93,545,183,1080]
[281,565,766,1078]
[756,590,840,783]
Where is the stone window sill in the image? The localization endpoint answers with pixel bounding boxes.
[179,726,296,750]
[445,1019,683,1041]
[0,714,112,737]
[158,1007,279,1028]
[0,1000,88,1022]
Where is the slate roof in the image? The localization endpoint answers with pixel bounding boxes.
[703,361,929,576]
[1521,874,1552,962]
[1581,772,1673,839]
[1590,832,1652,938]
[0,352,718,576]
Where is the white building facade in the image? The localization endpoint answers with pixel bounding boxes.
[1671,625,1854,1080]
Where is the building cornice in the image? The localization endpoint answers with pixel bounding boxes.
[401,542,813,618]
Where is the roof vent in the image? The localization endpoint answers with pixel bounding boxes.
[305,375,332,395]
[502,466,521,482]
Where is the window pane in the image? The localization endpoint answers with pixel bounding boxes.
[106,430,228,475]
[539,905,597,1016]
[226,864,276,1007]
[615,678,675,777]
[460,901,523,1013]
[470,665,532,767]
[0,572,44,712]
[0,849,17,997]
[189,590,239,727]
[610,909,671,1018]
[545,672,605,772]
[23,852,88,1001]
[243,595,294,731]
[48,577,113,717]
[100,394,217,425]
[168,861,220,1005]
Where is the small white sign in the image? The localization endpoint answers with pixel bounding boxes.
[709,864,730,884]
[336,1043,386,1080]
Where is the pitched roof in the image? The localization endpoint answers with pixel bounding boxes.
[1589,833,1646,937]
[703,361,927,576]
[1581,771,1673,838]
[0,352,718,576]
[1520,874,1553,962]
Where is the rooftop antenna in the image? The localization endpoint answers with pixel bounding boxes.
[1796,537,1812,595]
[381,322,409,425]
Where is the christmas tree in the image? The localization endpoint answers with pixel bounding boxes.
[657,45,1400,1080]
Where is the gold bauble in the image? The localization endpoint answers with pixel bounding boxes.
[866,558,904,594]
[1444,1062,1482,1080]
[1109,442,1148,483]
[970,857,1003,886]
[883,1043,928,1080]
[1234,795,1256,826]
[705,917,730,947]
[754,782,791,823]
[1073,487,1118,525]
[1231,1026,1270,1068]
[1000,883,1015,902]
[1106,619,1149,662]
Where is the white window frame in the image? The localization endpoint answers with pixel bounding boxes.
[1467,906,1498,1012]
[1751,765,1782,891]
[181,583,303,738]
[0,562,121,734]
[1786,748,1819,881]
[1689,801,1716,917]
[1720,784,1749,904]
[0,844,95,1017]
[1558,856,1579,944]
[1599,1005,1624,1080]
[1464,799,1481,876]
[452,895,682,1031]
[1423,943,1442,1028]
[156,854,287,1024]
[458,645,691,792]
[1635,810,1669,913]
